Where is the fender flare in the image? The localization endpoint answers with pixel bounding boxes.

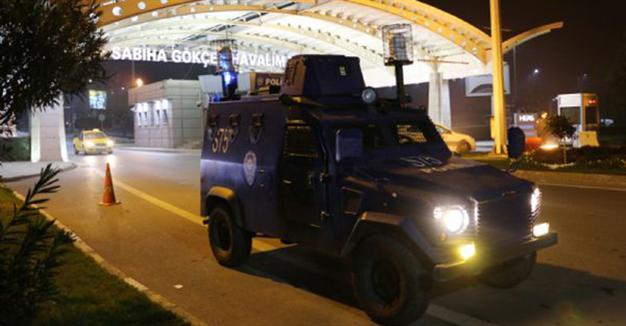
[340,211,435,269]
[205,186,245,227]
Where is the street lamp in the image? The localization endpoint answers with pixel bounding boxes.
[135,78,144,88]
[533,68,540,75]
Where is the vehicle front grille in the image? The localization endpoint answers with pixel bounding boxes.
[475,192,536,245]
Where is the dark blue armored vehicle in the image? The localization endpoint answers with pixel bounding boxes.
[201,55,557,325]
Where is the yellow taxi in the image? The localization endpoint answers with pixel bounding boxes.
[72,129,114,155]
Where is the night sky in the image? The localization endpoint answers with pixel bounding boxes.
[425,0,625,104]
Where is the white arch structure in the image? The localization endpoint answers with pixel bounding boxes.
[94,0,562,125]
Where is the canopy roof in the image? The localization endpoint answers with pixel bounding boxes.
[95,0,562,86]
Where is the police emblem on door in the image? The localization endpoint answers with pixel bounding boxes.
[243,151,257,186]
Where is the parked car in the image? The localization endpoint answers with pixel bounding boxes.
[72,129,114,155]
[435,124,476,154]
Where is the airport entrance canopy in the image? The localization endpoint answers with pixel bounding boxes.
[95,0,562,87]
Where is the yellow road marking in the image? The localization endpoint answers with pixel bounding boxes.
[112,177,204,226]
[95,170,281,252]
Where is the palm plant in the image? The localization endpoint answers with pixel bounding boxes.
[0,164,73,324]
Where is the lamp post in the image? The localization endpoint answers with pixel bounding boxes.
[490,0,508,155]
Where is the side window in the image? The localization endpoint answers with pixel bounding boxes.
[395,123,427,144]
[283,124,319,159]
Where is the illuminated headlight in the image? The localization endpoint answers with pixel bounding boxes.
[458,243,476,261]
[531,187,541,213]
[532,222,550,237]
[434,205,470,235]
[84,140,95,147]
[106,139,115,147]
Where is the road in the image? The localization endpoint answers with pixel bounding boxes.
[6,147,626,325]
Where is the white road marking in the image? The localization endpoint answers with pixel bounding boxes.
[537,182,626,193]
[426,304,497,326]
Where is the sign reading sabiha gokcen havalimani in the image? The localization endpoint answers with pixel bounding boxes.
[110,46,289,70]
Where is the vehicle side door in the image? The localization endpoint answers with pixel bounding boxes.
[280,122,325,226]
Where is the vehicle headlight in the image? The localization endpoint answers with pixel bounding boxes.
[531,187,541,213]
[434,205,470,235]
[106,139,114,147]
[84,140,95,147]
[532,222,550,237]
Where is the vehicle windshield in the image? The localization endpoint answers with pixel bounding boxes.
[84,132,106,140]
[337,116,450,163]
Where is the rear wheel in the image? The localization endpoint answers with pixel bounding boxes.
[352,236,429,325]
[208,205,251,267]
[478,252,536,288]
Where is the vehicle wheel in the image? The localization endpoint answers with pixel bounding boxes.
[352,236,429,325]
[457,140,471,154]
[208,205,251,267]
[74,146,79,155]
[478,252,536,289]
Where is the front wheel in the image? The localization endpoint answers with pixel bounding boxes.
[478,252,536,288]
[352,236,430,325]
[208,205,251,267]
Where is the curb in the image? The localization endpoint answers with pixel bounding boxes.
[12,191,208,326]
[0,162,77,182]
[513,170,626,191]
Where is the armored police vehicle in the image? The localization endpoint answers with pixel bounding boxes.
[201,55,557,325]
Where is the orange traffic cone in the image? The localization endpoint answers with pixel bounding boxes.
[100,162,120,206]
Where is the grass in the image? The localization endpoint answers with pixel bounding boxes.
[463,152,626,176]
[0,186,188,326]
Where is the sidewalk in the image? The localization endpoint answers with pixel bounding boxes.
[0,161,76,182]
[514,170,626,191]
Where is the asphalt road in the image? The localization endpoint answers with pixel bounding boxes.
[6,147,626,325]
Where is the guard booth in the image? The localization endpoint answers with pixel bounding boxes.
[555,93,600,147]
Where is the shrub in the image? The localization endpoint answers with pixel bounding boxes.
[0,164,73,324]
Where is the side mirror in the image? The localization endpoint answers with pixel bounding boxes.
[336,129,363,162]
[507,127,526,159]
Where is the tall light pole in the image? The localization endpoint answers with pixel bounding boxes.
[490,0,508,155]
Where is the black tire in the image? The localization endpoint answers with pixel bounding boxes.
[74,146,79,155]
[208,205,251,267]
[478,252,536,289]
[352,236,429,325]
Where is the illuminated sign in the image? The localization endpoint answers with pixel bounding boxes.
[89,90,107,110]
[110,46,288,69]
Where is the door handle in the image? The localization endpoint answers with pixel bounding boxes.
[282,179,293,185]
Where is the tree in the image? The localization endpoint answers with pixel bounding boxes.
[0,0,109,126]
[547,115,576,140]
[546,115,576,163]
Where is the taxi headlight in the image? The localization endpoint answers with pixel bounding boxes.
[84,140,95,147]
[531,187,541,213]
[434,205,469,235]
[532,222,550,237]
[106,139,114,147]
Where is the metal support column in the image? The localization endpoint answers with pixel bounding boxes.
[490,0,508,155]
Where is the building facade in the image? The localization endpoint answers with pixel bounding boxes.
[129,80,202,148]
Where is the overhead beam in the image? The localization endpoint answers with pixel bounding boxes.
[94,0,490,62]
[502,22,564,54]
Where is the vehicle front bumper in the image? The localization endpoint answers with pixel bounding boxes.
[432,232,558,282]
[84,146,112,154]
